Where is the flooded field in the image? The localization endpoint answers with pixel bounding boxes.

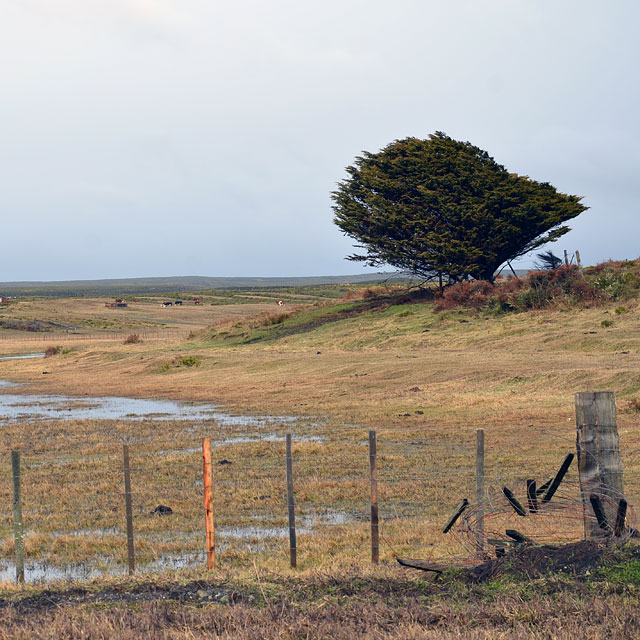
[0,378,371,584]
[0,384,301,425]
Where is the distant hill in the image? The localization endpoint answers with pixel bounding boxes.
[0,273,413,296]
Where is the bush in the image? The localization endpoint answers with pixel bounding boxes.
[161,355,202,371]
[44,346,62,358]
[123,334,142,344]
[436,265,605,313]
[178,356,201,368]
[434,280,495,311]
[260,312,290,326]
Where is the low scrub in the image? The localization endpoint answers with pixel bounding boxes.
[44,345,62,358]
[436,260,640,314]
[161,355,202,371]
[123,334,142,344]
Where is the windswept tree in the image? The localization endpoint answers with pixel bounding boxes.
[535,250,564,270]
[332,133,587,282]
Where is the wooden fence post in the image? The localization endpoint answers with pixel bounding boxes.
[122,445,135,575]
[575,250,583,271]
[564,250,570,266]
[575,391,623,539]
[11,451,25,584]
[369,430,379,564]
[475,429,485,548]
[202,438,215,569]
[286,433,297,569]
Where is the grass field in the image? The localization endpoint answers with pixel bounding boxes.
[0,279,639,637]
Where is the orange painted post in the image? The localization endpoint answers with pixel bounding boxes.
[202,438,215,569]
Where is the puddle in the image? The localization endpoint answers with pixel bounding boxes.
[0,353,44,361]
[0,383,308,425]
[218,434,324,445]
[0,560,114,583]
[0,511,355,583]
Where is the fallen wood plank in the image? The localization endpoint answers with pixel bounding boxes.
[397,558,445,573]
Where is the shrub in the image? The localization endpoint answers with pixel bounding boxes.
[44,346,62,358]
[435,265,605,313]
[434,280,495,311]
[601,319,614,328]
[178,356,201,368]
[161,355,202,371]
[256,312,291,327]
[123,334,142,344]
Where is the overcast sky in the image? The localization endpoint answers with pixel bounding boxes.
[1,1,638,281]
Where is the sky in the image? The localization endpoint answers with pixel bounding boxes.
[1,0,638,281]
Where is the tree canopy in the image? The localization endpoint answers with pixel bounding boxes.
[331,132,588,282]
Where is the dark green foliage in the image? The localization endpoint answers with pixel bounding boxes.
[332,133,587,282]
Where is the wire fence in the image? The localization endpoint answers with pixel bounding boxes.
[1,412,638,584]
[0,330,190,343]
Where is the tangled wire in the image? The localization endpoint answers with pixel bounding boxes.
[398,453,636,572]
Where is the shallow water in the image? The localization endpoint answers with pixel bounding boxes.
[0,353,44,361]
[0,511,355,583]
[0,381,303,425]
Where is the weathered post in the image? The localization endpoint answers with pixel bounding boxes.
[475,429,485,548]
[575,391,623,539]
[202,438,215,569]
[11,451,25,584]
[575,250,583,271]
[122,445,135,575]
[286,434,297,569]
[564,250,570,266]
[368,430,379,564]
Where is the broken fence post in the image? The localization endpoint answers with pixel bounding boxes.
[615,499,628,537]
[526,479,538,513]
[443,499,469,533]
[575,391,624,539]
[541,454,574,504]
[502,487,526,517]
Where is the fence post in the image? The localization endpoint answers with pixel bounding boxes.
[369,430,379,564]
[564,249,569,266]
[575,391,623,539]
[286,433,297,569]
[475,429,485,549]
[202,438,215,569]
[575,250,583,271]
[11,451,25,584]
[122,445,135,575]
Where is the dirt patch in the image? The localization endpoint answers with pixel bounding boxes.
[0,580,244,614]
[467,541,623,582]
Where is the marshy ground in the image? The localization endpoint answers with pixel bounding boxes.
[0,279,639,637]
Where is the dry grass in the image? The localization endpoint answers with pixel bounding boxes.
[1,289,640,634]
[0,564,640,639]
